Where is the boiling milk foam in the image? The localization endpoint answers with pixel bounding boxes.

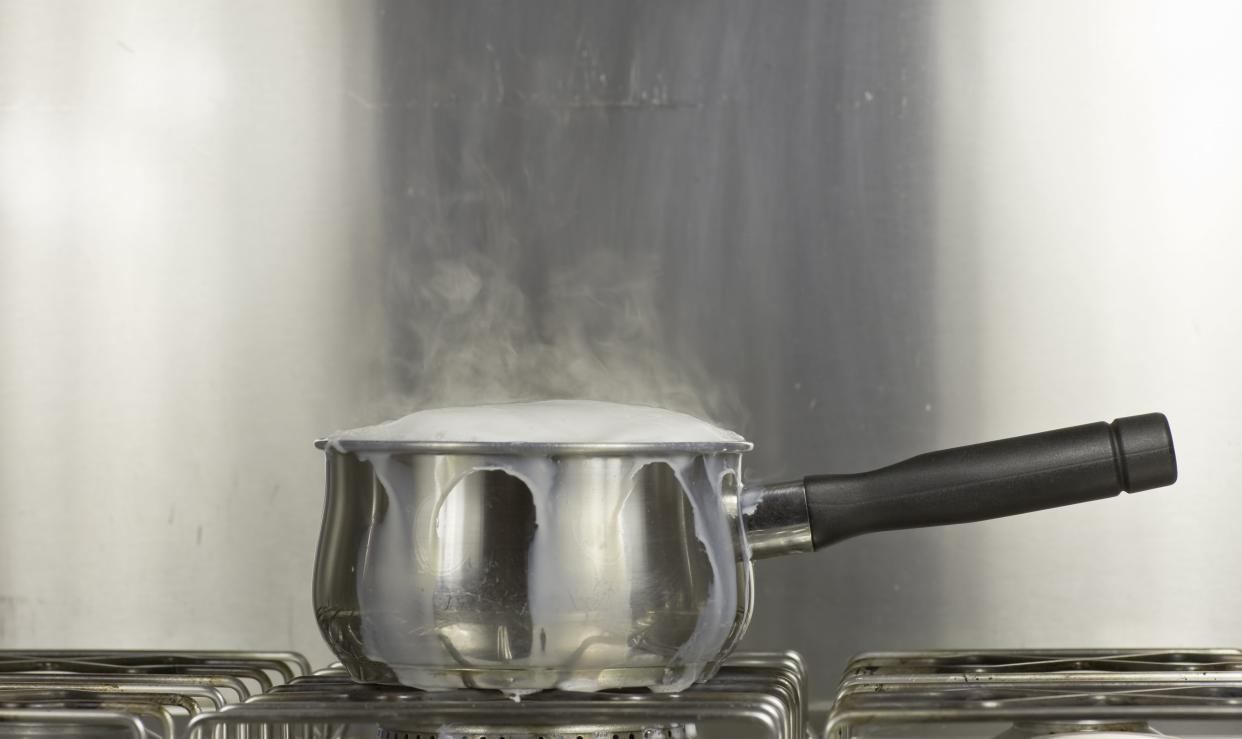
[325,401,749,695]
[326,399,747,446]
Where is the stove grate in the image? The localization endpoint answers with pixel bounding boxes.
[0,650,308,739]
[826,648,1242,739]
[188,652,807,739]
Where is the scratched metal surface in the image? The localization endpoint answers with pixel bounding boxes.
[2,1,1242,693]
[363,0,945,683]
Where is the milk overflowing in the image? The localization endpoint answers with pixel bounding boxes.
[326,399,748,447]
[322,400,751,695]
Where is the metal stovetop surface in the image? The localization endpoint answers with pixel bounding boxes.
[826,648,1242,739]
[0,650,808,739]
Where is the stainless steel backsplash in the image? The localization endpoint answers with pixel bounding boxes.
[2,1,1240,693]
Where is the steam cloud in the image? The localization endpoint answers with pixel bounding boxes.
[377,247,740,428]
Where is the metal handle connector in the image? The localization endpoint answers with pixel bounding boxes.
[740,481,813,559]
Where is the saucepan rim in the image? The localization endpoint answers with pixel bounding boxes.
[314,438,755,455]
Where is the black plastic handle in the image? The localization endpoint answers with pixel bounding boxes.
[806,413,1177,549]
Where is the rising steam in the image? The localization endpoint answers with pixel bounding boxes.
[376,246,738,428]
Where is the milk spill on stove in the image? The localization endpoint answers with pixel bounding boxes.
[325,400,750,695]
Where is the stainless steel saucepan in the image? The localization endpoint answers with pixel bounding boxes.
[313,412,1176,694]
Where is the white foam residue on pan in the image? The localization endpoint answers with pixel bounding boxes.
[336,401,748,695]
[325,399,747,446]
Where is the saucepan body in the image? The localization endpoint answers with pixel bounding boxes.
[314,412,1178,694]
[313,441,755,694]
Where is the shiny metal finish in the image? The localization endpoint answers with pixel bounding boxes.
[320,439,754,456]
[740,482,814,559]
[314,418,1176,690]
[825,648,1242,739]
[6,0,1242,699]
[838,649,1242,685]
[0,651,308,739]
[995,722,1160,739]
[0,712,144,739]
[376,724,687,739]
[314,447,751,692]
[186,652,806,739]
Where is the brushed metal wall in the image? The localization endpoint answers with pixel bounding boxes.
[0,1,387,665]
[367,0,943,691]
[928,0,1242,652]
[2,1,1241,696]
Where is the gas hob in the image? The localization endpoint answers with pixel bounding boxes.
[0,651,309,737]
[0,651,807,739]
[825,649,1242,739]
[8,648,1242,739]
